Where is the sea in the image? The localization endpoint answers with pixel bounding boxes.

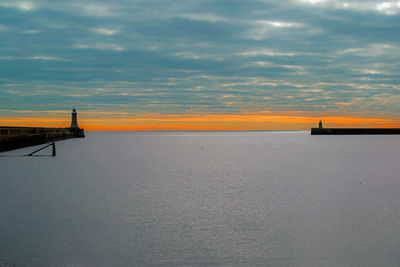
[1,131,400,267]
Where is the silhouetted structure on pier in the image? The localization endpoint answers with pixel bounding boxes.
[0,108,85,152]
[70,108,79,128]
[311,121,400,135]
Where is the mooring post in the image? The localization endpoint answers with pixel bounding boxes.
[52,141,56,157]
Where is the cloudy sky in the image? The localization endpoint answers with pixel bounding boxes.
[1,0,399,130]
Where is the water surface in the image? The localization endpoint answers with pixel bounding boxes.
[1,131,400,266]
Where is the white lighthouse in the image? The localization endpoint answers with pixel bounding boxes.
[70,108,79,129]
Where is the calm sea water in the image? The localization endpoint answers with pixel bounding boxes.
[1,131,400,266]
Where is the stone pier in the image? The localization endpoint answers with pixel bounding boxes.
[0,109,85,152]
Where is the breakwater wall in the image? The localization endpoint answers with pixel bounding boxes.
[0,126,84,152]
[311,128,400,135]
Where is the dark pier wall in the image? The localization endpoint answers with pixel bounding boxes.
[311,128,400,135]
[0,126,84,152]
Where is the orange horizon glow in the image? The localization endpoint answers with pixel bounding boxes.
[1,112,400,131]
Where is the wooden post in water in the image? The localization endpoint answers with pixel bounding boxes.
[52,142,56,157]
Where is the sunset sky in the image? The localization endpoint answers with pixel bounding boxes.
[1,0,399,130]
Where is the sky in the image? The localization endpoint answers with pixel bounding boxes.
[0,0,400,130]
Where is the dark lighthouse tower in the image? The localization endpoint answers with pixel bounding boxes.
[70,108,79,128]
[69,108,85,137]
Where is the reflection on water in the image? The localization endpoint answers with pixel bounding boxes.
[1,131,400,266]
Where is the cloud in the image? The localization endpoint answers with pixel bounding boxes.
[0,1,34,11]
[0,25,10,31]
[173,51,224,60]
[237,49,298,57]
[256,20,303,28]
[74,3,117,17]
[27,56,71,61]
[91,28,118,35]
[22,29,41,34]
[336,43,400,57]
[299,0,327,4]
[375,1,400,15]
[73,43,124,51]
[247,20,304,40]
[178,13,231,23]
[296,0,400,15]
